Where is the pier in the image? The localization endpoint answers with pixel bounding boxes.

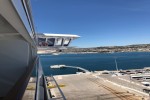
[49,74,144,100]
[64,66,90,73]
[50,65,89,73]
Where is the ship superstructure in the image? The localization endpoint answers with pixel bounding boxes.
[0,0,79,100]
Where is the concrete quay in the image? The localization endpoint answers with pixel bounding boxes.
[22,69,150,100]
[50,73,146,100]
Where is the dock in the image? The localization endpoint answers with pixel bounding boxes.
[22,72,149,100]
[64,66,89,73]
[49,74,145,100]
[50,65,90,73]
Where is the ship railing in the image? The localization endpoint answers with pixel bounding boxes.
[35,57,66,100]
[50,75,67,100]
[11,0,36,43]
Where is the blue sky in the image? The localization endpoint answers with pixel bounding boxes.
[31,0,150,48]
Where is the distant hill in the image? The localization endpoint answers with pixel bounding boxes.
[62,44,150,53]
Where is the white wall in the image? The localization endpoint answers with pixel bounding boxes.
[0,36,30,97]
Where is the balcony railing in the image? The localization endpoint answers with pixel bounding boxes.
[11,0,36,42]
[35,57,66,100]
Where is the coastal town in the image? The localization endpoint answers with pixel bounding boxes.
[61,44,150,53]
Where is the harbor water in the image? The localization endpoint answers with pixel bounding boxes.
[39,52,150,75]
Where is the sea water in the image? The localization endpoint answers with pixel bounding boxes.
[39,52,150,75]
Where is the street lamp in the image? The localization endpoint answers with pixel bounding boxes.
[115,58,119,72]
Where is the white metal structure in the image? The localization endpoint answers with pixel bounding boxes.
[37,33,80,47]
[0,0,37,99]
[0,0,79,100]
[37,33,80,54]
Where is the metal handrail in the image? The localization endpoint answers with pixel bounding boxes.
[43,76,51,99]
[35,57,40,100]
[35,57,66,100]
[51,75,67,100]
[35,57,44,100]
[35,57,52,100]
[21,0,36,36]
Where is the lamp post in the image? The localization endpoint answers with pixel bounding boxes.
[115,58,119,72]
